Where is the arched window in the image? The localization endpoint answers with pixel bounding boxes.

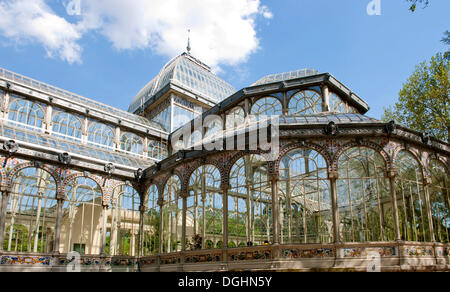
[278,149,332,244]
[395,151,430,242]
[120,133,143,155]
[3,168,57,253]
[428,160,449,243]
[229,155,272,247]
[8,97,45,131]
[88,122,115,149]
[109,185,140,256]
[250,97,282,117]
[143,185,159,256]
[161,175,182,253]
[52,111,82,140]
[187,165,222,250]
[328,92,347,113]
[148,140,168,160]
[226,107,245,130]
[60,177,103,255]
[337,147,394,242]
[288,90,322,115]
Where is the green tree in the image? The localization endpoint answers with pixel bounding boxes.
[382,53,449,142]
[442,31,450,59]
[407,0,429,12]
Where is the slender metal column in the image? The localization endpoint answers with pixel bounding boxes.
[423,176,435,242]
[0,190,10,251]
[100,205,108,256]
[138,205,145,257]
[222,185,229,263]
[387,169,401,241]
[53,197,64,254]
[157,198,164,255]
[328,171,340,243]
[271,176,280,245]
[181,194,187,252]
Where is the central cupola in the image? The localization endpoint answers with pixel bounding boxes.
[128,52,236,133]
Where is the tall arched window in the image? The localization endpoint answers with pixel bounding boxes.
[229,155,272,247]
[428,160,449,243]
[278,149,332,244]
[109,185,140,256]
[109,185,141,256]
[337,147,394,242]
[226,107,245,130]
[250,97,283,117]
[120,133,143,155]
[395,151,430,242]
[52,111,83,140]
[288,90,322,115]
[187,165,223,250]
[88,122,115,149]
[161,175,182,253]
[148,140,168,161]
[8,97,45,131]
[3,168,57,253]
[60,177,103,255]
[328,92,347,113]
[143,185,159,256]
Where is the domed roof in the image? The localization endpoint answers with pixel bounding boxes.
[129,53,236,113]
[252,68,319,86]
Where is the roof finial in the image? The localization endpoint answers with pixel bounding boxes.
[187,29,191,54]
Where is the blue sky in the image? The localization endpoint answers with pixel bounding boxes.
[0,0,448,119]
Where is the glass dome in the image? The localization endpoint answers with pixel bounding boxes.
[129,53,236,113]
[252,68,319,86]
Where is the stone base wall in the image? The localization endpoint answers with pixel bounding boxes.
[1,242,449,272]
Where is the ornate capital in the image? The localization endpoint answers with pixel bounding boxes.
[423,176,433,186]
[328,171,339,180]
[386,168,399,179]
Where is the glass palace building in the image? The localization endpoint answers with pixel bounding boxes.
[0,51,448,272]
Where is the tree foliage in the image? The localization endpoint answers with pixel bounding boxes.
[407,0,430,12]
[382,52,449,142]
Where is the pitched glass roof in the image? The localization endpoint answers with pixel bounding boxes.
[129,53,236,113]
[0,67,166,133]
[0,123,153,169]
[252,68,319,86]
[279,113,382,125]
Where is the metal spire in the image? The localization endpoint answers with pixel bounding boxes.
[187,29,191,54]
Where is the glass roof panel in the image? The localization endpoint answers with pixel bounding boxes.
[252,68,319,86]
[0,124,154,168]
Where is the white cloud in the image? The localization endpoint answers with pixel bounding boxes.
[0,0,272,69]
[0,0,82,63]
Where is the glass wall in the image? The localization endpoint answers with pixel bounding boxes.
[228,155,272,247]
[187,165,223,250]
[8,95,45,132]
[143,185,160,256]
[428,160,449,243]
[395,151,431,242]
[337,147,394,242]
[60,177,103,255]
[109,185,140,256]
[278,149,332,244]
[52,111,83,141]
[88,122,115,149]
[3,168,57,253]
[251,97,283,117]
[161,175,182,254]
[288,90,322,115]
